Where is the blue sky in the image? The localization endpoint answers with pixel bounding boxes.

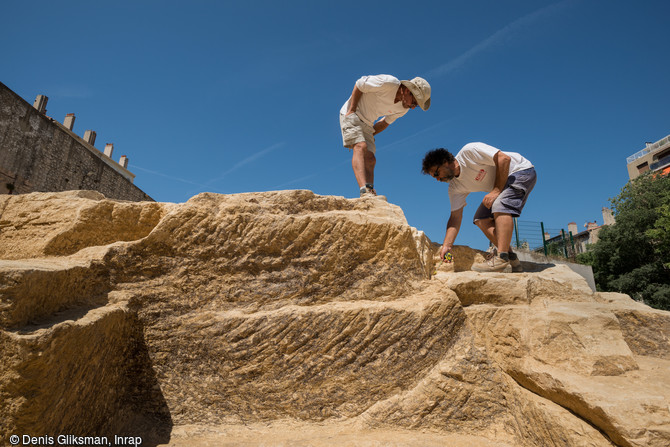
[2,0,669,250]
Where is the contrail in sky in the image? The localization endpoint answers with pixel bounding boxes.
[132,165,210,189]
[213,142,285,181]
[384,118,456,152]
[180,141,286,196]
[143,142,286,198]
[425,0,576,78]
[273,159,350,189]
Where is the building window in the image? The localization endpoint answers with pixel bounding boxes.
[654,148,670,161]
[637,162,649,174]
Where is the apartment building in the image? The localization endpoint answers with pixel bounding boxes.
[626,134,670,180]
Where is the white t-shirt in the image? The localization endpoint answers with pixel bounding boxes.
[448,142,534,211]
[340,74,409,127]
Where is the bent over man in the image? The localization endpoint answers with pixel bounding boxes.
[340,74,431,197]
[421,142,537,273]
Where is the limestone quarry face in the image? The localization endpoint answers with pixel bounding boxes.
[1,190,669,447]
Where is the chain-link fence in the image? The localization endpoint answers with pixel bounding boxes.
[512,219,580,259]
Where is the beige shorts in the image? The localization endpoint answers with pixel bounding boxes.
[340,113,376,154]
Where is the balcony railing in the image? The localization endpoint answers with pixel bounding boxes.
[627,147,652,164]
[626,135,670,164]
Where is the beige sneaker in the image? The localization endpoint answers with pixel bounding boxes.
[359,187,378,198]
[488,246,523,272]
[472,254,512,273]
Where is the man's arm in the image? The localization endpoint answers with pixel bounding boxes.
[482,151,511,208]
[373,119,389,135]
[345,85,363,115]
[440,207,464,259]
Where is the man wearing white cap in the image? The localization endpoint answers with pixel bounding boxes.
[340,74,431,197]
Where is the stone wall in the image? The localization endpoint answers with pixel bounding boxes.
[0,81,152,202]
[514,248,597,291]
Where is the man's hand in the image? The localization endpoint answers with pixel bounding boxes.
[373,119,389,136]
[484,151,511,208]
[346,85,363,116]
[482,190,501,209]
[439,244,453,263]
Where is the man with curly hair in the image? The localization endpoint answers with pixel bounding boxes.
[421,143,537,272]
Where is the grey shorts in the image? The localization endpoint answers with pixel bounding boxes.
[340,113,376,154]
[473,167,537,222]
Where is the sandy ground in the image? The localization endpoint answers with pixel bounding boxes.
[160,422,512,447]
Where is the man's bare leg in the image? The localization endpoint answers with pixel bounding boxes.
[493,213,514,253]
[352,142,376,192]
[475,218,497,248]
[352,142,368,188]
[364,149,376,189]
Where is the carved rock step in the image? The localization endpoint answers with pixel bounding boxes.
[0,191,170,260]
[0,256,111,329]
[141,291,466,425]
[0,302,171,444]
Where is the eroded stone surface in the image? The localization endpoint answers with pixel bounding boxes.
[0,190,668,447]
[0,191,171,259]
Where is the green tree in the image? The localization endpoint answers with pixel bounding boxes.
[576,248,595,266]
[545,241,567,258]
[588,172,670,310]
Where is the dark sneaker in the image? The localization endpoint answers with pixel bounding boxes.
[472,254,512,273]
